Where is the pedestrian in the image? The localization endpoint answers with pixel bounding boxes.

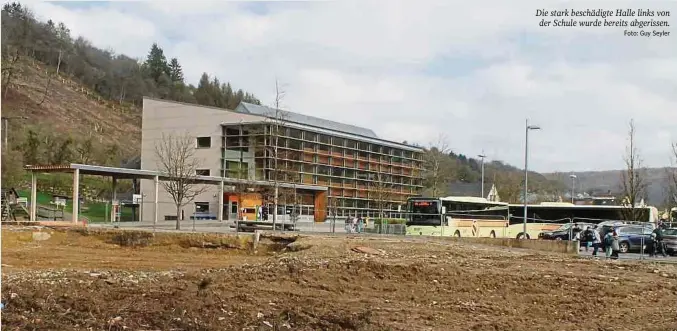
[345,216,351,233]
[611,229,620,260]
[604,230,614,259]
[356,216,363,233]
[592,227,602,256]
[583,226,594,252]
[653,225,667,257]
[649,232,657,257]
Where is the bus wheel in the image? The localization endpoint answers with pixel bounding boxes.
[490,231,496,238]
[454,230,461,238]
[517,232,530,240]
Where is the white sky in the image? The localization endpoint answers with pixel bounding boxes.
[23,0,677,172]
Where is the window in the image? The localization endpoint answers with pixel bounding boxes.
[196,169,210,176]
[195,202,210,213]
[196,137,211,148]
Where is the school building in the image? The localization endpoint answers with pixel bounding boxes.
[140,97,424,222]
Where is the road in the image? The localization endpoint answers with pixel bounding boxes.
[87,220,677,263]
[578,248,677,262]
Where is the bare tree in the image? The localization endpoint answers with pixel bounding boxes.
[369,167,395,220]
[328,196,340,232]
[423,134,452,197]
[667,142,677,206]
[154,132,208,230]
[619,120,648,222]
[263,79,290,230]
[1,3,34,99]
[38,22,70,105]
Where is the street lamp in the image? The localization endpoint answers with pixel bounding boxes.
[570,174,577,204]
[523,119,541,239]
[478,151,486,198]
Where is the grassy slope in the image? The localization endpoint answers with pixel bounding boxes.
[2,59,141,156]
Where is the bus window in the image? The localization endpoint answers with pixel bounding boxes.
[411,200,439,215]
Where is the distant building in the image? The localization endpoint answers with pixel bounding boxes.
[140,98,424,222]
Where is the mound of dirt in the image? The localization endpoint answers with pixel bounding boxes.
[2,228,677,330]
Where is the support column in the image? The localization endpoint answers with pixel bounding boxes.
[30,172,37,222]
[72,168,80,224]
[218,180,224,222]
[153,175,159,225]
[110,177,117,223]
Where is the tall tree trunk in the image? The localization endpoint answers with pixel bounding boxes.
[38,69,53,105]
[56,49,62,76]
[176,205,181,230]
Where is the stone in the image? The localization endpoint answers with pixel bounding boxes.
[32,232,51,241]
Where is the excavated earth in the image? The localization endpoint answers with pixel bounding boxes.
[1,226,676,331]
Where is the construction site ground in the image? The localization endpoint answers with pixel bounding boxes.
[1,226,676,331]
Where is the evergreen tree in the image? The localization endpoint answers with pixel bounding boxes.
[168,57,183,83]
[144,43,170,82]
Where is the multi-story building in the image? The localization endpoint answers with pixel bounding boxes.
[140,97,424,222]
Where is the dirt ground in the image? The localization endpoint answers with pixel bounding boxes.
[1,226,676,331]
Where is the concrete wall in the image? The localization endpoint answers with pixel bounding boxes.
[439,237,580,255]
[139,98,263,222]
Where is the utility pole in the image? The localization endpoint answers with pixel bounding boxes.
[478,151,486,198]
[570,174,577,204]
[1,116,27,151]
[523,119,541,239]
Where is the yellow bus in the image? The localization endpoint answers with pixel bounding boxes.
[406,196,510,238]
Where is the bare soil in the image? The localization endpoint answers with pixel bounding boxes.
[2,226,676,331]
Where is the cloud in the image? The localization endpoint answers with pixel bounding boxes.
[24,0,677,172]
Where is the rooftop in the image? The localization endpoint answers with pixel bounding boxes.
[24,164,328,191]
[235,102,378,139]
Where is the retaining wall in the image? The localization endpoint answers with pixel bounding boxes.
[439,237,580,255]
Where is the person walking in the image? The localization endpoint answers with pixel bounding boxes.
[653,225,667,257]
[611,229,620,260]
[592,227,602,256]
[582,226,594,252]
[604,230,614,259]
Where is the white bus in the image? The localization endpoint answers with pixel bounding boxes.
[406,196,510,238]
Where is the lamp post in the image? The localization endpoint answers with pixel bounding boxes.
[478,151,486,198]
[523,119,541,239]
[569,174,577,204]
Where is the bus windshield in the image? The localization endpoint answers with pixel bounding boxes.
[407,199,441,226]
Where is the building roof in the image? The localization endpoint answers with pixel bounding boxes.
[24,164,328,191]
[235,102,379,139]
[222,120,423,152]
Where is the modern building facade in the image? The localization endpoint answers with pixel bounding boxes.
[140,97,424,222]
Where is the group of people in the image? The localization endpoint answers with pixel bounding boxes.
[345,216,366,233]
[572,222,669,259]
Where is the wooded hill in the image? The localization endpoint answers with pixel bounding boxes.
[0,1,262,188]
[1,1,564,203]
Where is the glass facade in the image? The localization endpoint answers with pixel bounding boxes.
[222,123,424,217]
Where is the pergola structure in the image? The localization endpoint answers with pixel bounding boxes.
[24,163,327,224]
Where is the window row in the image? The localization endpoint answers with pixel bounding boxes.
[222,124,422,160]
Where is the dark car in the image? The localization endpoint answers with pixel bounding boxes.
[538,223,595,240]
[662,228,677,256]
[616,226,653,253]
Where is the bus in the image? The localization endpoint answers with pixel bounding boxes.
[671,207,677,222]
[507,203,659,239]
[406,196,510,238]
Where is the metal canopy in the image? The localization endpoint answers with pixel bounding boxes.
[24,163,328,191]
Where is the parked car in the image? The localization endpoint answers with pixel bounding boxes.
[662,228,677,256]
[616,226,653,253]
[538,222,595,240]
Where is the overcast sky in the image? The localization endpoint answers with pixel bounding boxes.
[23,0,677,173]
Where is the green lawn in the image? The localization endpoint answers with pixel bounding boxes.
[16,190,136,223]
